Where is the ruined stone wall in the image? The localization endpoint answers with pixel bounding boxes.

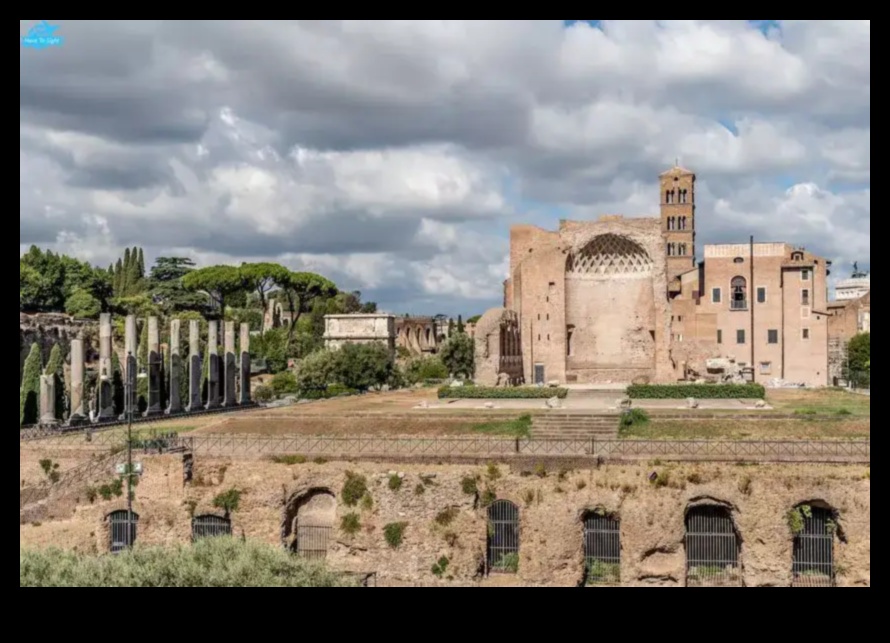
[20,456,870,587]
[474,308,523,386]
[20,313,97,382]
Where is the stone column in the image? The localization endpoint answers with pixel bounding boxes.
[69,338,86,425]
[144,316,163,417]
[39,374,58,427]
[123,315,138,419]
[223,321,237,406]
[186,320,202,412]
[97,313,115,421]
[205,321,220,409]
[167,319,183,414]
[239,323,251,404]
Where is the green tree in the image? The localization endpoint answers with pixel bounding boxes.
[122,248,132,294]
[466,314,482,324]
[846,332,870,387]
[439,333,474,379]
[457,315,465,334]
[239,263,289,332]
[278,272,338,348]
[333,342,395,392]
[20,343,43,426]
[65,288,101,319]
[182,265,245,318]
[113,258,124,295]
[137,247,146,279]
[148,257,204,313]
[45,344,66,420]
[447,319,454,338]
[253,327,290,374]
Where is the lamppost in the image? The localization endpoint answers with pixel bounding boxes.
[124,350,148,549]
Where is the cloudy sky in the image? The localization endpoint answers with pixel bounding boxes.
[20,20,870,316]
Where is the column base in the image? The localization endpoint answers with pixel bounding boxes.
[204,402,221,411]
[96,408,116,423]
[143,408,164,418]
[67,414,88,427]
[166,406,184,415]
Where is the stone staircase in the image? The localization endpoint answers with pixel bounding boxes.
[531,413,620,440]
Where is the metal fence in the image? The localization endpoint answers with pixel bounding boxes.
[108,510,139,553]
[170,434,870,464]
[294,525,333,560]
[583,513,621,586]
[192,514,233,541]
[792,506,835,587]
[487,500,520,574]
[18,402,260,438]
[685,506,742,587]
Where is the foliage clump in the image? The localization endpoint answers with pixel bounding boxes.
[20,538,355,587]
[342,472,369,507]
[20,343,43,426]
[460,476,478,496]
[434,507,459,527]
[383,522,407,549]
[626,383,765,399]
[431,556,450,578]
[212,489,242,516]
[439,386,568,400]
[388,474,403,492]
[340,513,361,536]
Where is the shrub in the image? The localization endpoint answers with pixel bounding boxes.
[340,513,361,536]
[787,504,812,534]
[480,487,497,507]
[438,386,569,399]
[294,349,336,393]
[414,483,425,495]
[435,507,458,527]
[253,385,274,403]
[620,408,649,428]
[388,474,403,492]
[460,476,478,496]
[333,342,395,392]
[39,459,61,484]
[492,552,519,573]
[626,383,765,399]
[342,472,369,507]
[360,493,374,511]
[383,522,407,549]
[269,371,299,396]
[269,454,306,465]
[20,538,355,587]
[404,356,449,384]
[431,556,450,578]
[212,489,242,516]
[486,463,502,481]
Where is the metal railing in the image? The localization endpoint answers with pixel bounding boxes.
[19,402,260,441]
[169,434,870,463]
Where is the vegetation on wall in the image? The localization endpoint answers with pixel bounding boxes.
[845,332,870,387]
[20,538,355,587]
[438,386,569,400]
[626,383,766,399]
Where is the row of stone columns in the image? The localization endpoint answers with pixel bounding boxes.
[41,315,252,426]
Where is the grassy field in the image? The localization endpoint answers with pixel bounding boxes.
[621,417,870,440]
[766,388,870,416]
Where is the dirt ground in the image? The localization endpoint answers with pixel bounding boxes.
[624,418,870,440]
[192,415,517,436]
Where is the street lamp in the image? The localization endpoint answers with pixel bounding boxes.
[123,350,148,549]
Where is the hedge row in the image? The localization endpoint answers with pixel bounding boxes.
[438,386,569,399]
[626,383,766,399]
[300,384,359,400]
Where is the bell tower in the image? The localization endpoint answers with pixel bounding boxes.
[660,164,696,283]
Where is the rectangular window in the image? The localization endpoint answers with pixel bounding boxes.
[757,287,767,304]
[759,362,772,374]
[801,289,810,305]
[736,329,745,344]
[801,268,810,281]
[767,329,778,344]
[712,287,722,304]
[677,315,682,322]
[717,329,723,344]
[802,328,810,340]
[546,313,549,321]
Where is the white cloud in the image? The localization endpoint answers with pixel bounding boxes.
[20,20,869,313]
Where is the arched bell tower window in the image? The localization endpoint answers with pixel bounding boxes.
[730,276,747,310]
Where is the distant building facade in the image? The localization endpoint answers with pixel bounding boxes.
[478,165,835,387]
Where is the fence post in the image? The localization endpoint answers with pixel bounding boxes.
[515,437,520,454]
[589,436,595,456]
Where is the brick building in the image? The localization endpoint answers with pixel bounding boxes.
[483,165,834,387]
